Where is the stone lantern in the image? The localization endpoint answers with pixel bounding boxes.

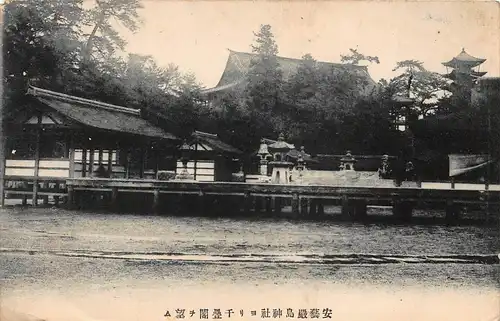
[176,140,194,180]
[257,139,271,176]
[268,133,294,184]
[340,150,356,171]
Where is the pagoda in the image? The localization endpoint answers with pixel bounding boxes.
[442,49,487,106]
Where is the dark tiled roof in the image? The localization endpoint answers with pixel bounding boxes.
[27,86,178,140]
[202,49,376,94]
[192,131,242,155]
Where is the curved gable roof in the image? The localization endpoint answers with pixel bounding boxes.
[202,49,376,95]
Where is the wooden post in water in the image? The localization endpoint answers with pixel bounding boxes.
[341,195,354,220]
[32,114,41,206]
[300,197,308,217]
[110,187,119,211]
[354,200,367,220]
[265,196,272,214]
[153,189,160,214]
[274,196,282,214]
[42,183,49,205]
[67,185,75,210]
[445,199,460,223]
[254,196,262,213]
[317,200,325,216]
[309,199,317,218]
[292,193,299,217]
[393,198,413,221]
[243,191,252,215]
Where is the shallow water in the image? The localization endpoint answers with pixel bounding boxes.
[0,206,498,321]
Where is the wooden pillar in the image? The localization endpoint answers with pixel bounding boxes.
[300,197,308,216]
[125,149,131,179]
[153,189,160,214]
[139,146,145,179]
[292,193,299,217]
[107,148,113,177]
[32,114,42,206]
[81,147,87,177]
[88,146,95,176]
[67,185,75,210]
[98,149,103,165]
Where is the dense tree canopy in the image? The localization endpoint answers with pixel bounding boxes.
[2,1,480,167]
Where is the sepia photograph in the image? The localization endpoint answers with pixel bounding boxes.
[0,0,499,320]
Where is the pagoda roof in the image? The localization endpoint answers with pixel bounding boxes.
[442,49,486,68]
[202,49,376,95]
[443,69,487,80]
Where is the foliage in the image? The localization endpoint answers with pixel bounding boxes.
[3,0,201,141]
[341,48,380,65]
[389,60,449,117]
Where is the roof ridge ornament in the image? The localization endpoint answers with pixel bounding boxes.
[27,85,141,116]
[194,130,218,137]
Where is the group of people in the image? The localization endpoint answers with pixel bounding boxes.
[378,157,416,182]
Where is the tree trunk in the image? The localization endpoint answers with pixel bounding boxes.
[83,12,106,63]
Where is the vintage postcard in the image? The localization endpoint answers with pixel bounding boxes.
[0,0,499,320]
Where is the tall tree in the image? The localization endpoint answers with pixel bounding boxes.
[82,0,143,63]
[390,60,449,117]
[245,24,284,134]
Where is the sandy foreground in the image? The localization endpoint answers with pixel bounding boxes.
[1,282,499,321]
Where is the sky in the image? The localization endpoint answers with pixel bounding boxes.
[114,0,499,88]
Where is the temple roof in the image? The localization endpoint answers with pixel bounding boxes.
[27,86,178,140]
[442,49,486,69]
[191,131,242,155]
[202,49,377,95]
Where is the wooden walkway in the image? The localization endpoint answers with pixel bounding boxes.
[3,177,500,222]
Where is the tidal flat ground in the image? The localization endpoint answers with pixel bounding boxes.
[0,205,498,321]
